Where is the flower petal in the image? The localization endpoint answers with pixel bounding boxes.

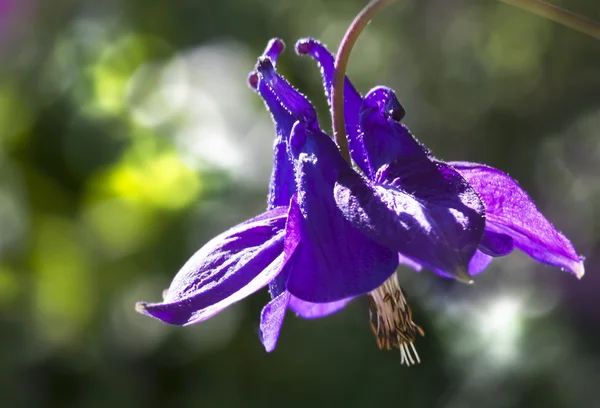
[451,162,584,278]
[257,78,296,208]
[479,230,514,257]
[334,158,485,282]
[268,194,302,299]
[259,291,290,352]
[359,87,429,177]
[136,207,289,325]
[262,38,286,65]
[285,121,399,302]
[295,38,370,174]
[469,250,494,275]
[259,201,304,352]
[249,40,296,209]
[258,290,351,353]
[255,57,318,125]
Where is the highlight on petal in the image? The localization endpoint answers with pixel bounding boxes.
[398,253,423,272]
[289,295,353,319]
[295,38,369,173]
[451,162,585,279]
[136,207,290,325]
[286,121,399,302]
[334,157,485,281]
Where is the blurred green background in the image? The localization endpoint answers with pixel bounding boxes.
[1,0,599,407]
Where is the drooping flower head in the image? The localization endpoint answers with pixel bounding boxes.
[136,0,584,365]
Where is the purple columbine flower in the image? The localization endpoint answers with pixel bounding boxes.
[292,38,584,277]
[136,37,584,364]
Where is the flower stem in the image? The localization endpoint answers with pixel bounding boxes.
[499,0,600,40]
[332,0,395,165]
[331,0,600,165]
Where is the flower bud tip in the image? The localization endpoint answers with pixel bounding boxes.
[247,71,259,89]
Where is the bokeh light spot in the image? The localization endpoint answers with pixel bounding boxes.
[90,138,202,211]
[477,296,523,363]
[86,33,172,117]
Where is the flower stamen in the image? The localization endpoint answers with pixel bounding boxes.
[368,274,424,366]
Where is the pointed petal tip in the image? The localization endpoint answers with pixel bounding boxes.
[259,292,290,353]
[456,266,475,285]
[134,301,192,326]
[135,302,148,314]
[260,328,278,353]
[573,259,585,279]
[262,342,276,353]
[261,336,278,353]
[451,162,585,281]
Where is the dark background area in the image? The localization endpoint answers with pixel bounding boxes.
[0,0,599,407]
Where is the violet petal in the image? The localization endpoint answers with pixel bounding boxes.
[255,57,318,126]
[359,86,430,177]
[136,207,289,325]
[259,291,290,352]
[469,250,494,276]
[285,121,398,302]
[334,158,485,281]
[295,38,369,173]
[256,78,296,208]
[479,230,514,257]
[451,162,584,278]
[249,40,296,209]
[268,193,302,299]
[259,289,350,353]
[262,38,285,66]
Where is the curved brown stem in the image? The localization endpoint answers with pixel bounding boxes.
[331,0,395,165]
[330,0,600,166]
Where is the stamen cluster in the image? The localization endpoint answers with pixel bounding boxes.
[368,275,424,365]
